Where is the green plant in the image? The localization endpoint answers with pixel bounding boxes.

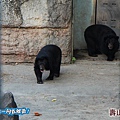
[71,57,76,63]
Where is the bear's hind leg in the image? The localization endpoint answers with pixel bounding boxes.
[85,37,98,57]
[88,47,98,57]
[54,65,60,77]
[46,68,54,80]
[54,57,61,77]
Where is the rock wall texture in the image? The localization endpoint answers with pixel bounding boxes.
[1,0,72,63]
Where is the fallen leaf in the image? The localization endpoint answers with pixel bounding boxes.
[52,99,57,102]
[34,112,42,116]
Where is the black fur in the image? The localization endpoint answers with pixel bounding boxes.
[84,24,119,61]
[34,44,62,84]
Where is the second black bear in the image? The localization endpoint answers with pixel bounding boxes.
[34,44,62,84]
[84,24,119,61]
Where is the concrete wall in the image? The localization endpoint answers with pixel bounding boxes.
[73,0,96,50]
[1,0,72,63]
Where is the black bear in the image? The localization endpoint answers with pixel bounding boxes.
[34,44,62,84]
[84,24,119,61]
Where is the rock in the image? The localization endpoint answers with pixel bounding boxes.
[1,0,22,27]
[1,92,19,120]
[47,0,72,27]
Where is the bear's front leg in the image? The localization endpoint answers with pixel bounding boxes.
[34,67,43,84]
[107,55,115,61]
[106,52,115,61]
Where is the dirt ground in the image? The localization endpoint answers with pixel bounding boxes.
[1,51,120,120]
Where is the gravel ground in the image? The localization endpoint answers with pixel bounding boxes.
[1,53,120,120]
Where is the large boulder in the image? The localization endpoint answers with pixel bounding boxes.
[1,92,19,120]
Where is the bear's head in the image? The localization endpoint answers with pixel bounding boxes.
[37,58,48,72]
[104,36,119,50]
